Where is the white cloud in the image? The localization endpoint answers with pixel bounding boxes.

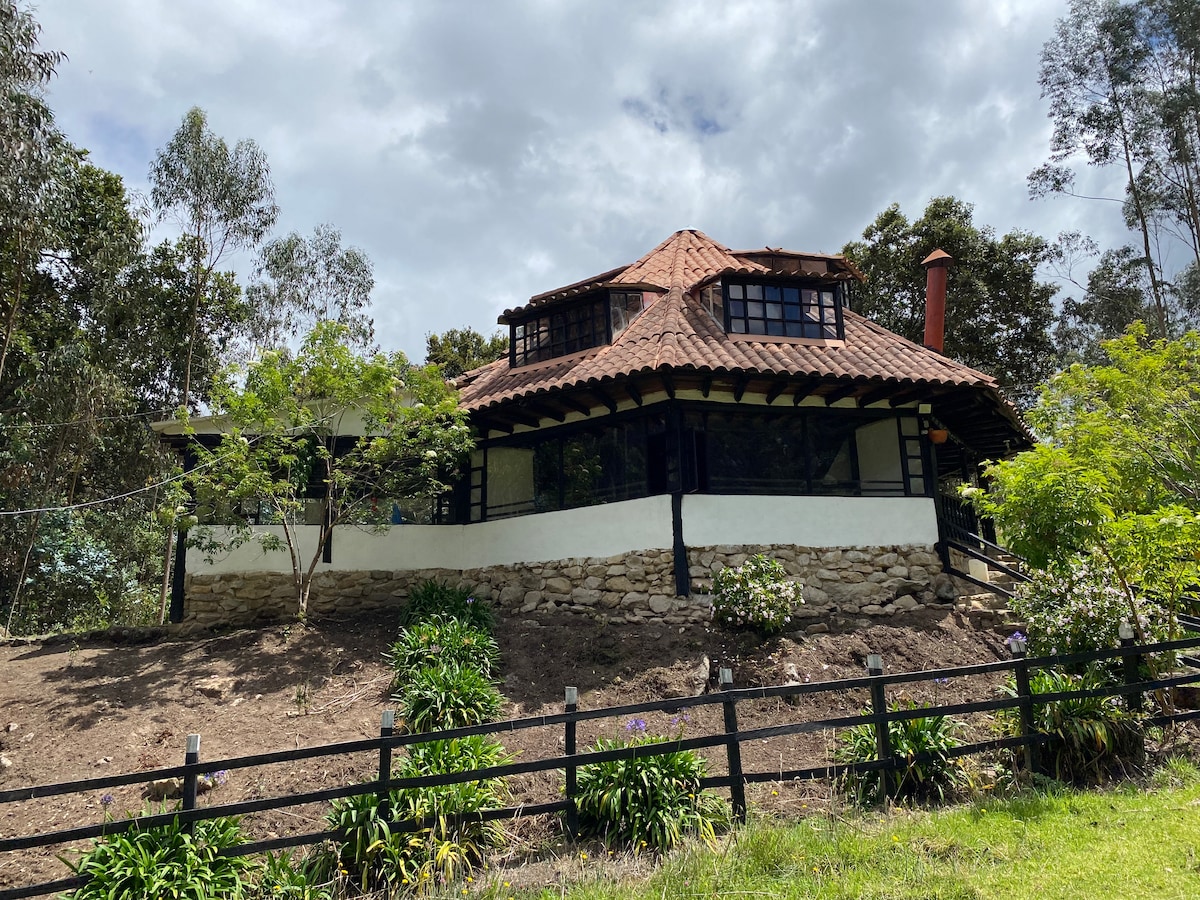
[36,0,1138,359]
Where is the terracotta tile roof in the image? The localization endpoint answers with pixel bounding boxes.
[460,229,1000,413]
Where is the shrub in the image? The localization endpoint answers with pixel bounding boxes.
[386,615,500,690]
[835,702,969,804]
[574,729,729,850]
[998,667,1144,784]
[313,736,510,893]
[251,850,333,899]
[1010,558,1171,660]
[710,553,802,635]
[400,579,493,632]
[398,660,504,732]
[66,811,256,900]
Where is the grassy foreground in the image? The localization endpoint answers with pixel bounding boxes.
[475,767,1200,900]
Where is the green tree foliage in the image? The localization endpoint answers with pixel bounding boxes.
[247,223,375,352]
[184,322,473,617]
[149,106,278,407]
[842,197,1058,405]
[1033,0,1200,338]
[1052,237,1156,364]
[969,326,1200,639]
[425,326,508,378]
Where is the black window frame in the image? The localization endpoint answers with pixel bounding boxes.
[509,294,611,367]
[723,278,845,340]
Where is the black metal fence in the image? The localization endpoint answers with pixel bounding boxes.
[3,632,1200,900]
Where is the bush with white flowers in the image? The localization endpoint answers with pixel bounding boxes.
[710,554,802,635]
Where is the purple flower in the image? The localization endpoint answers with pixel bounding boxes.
[100,794,113,808]
[625,718,647,734]
[1005,631,1027,646]
[466,597,475,605]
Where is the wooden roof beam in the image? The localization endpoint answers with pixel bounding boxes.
[700,374,713,398]
[556,394,592,417]
[626,382,644,407]
[823,381,860,406]
[857,381,902,407]
[733,376,747,402]
[592,388,618,414]
[792,380,818,405]
[764,381,787,405]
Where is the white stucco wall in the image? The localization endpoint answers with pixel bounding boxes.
[680,494,937,548]
[191,495,675,574]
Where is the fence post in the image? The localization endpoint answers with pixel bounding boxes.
[182,733,200,834]
[377,710,395,822]
[1009,636,1039,776]
[1119,622,1144,714]
[719,667,746,823]
[866,654,892,800]
[564,686,579,837]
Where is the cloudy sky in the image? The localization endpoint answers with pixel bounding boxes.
[36,0,1131,360]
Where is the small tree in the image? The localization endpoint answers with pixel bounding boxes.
[969,325,1200,643]
[425,327,508,378]
[183,322,473,617]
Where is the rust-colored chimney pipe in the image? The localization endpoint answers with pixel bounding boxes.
[922,249,954,353]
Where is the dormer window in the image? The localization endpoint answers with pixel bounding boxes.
[510,289,651,368]
[724,280,844,340]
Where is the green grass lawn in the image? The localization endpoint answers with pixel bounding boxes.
[477,766,1200,900]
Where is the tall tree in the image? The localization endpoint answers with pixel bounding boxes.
[246,223,374,352]
[425,326,509,378]
[184,322,473,617]
[0,0,65,388]
[842,197,1058,406]
[149,107,277,407]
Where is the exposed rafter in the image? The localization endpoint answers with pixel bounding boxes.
[823,381,859,406]
[556,394,592,417]
[792,381,817,405]
[733,376,747,402]
[526,402,565,423]
[626,382,643,407]
[857,381,901,407]
[505,408,542,428]
[700,374,713,398]
[764,381,787,405]
[592,388,618,414]
[661,372,676,399]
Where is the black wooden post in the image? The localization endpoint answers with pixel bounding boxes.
[866,654,893,800]
[377,710,395,822]
[720,667,746,823]
[181,733,200,834]
[1119,622,1144,714]
[1009,637,1039,776]
[564,686,579,837]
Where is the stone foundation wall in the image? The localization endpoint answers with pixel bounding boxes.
[183,544,947,630]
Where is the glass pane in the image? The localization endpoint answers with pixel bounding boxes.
[748,301,765,317]
[730,319,746,333]
[746,284,763,300]
[784,304,802,321]
[765,285,780,302]
[784,287,800,304]
[729,299,745,317]
[785,321,803,337]
[766,302,782,319]
[766,320,785,336]
[728,284,743,299]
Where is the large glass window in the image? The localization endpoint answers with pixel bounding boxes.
[725,281,843,339]
[511,297,608,367]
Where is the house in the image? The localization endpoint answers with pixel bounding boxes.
[168,229,1028,629]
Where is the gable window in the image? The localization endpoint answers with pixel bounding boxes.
[511,296,609,367]
[609,290,646,337]
[725,281,843,339]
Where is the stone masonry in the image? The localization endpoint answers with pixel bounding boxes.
[181,544,946,630]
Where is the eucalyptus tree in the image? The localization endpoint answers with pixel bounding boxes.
[1032,0,1200,339]
[843,197,1058,407]
[149,107,278,408]
[0,0,66,388]
[246,223,375,352]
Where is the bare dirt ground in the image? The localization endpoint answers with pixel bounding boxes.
[0,607,1020,892]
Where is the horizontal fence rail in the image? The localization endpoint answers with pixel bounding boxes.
[3,631,1200,899]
